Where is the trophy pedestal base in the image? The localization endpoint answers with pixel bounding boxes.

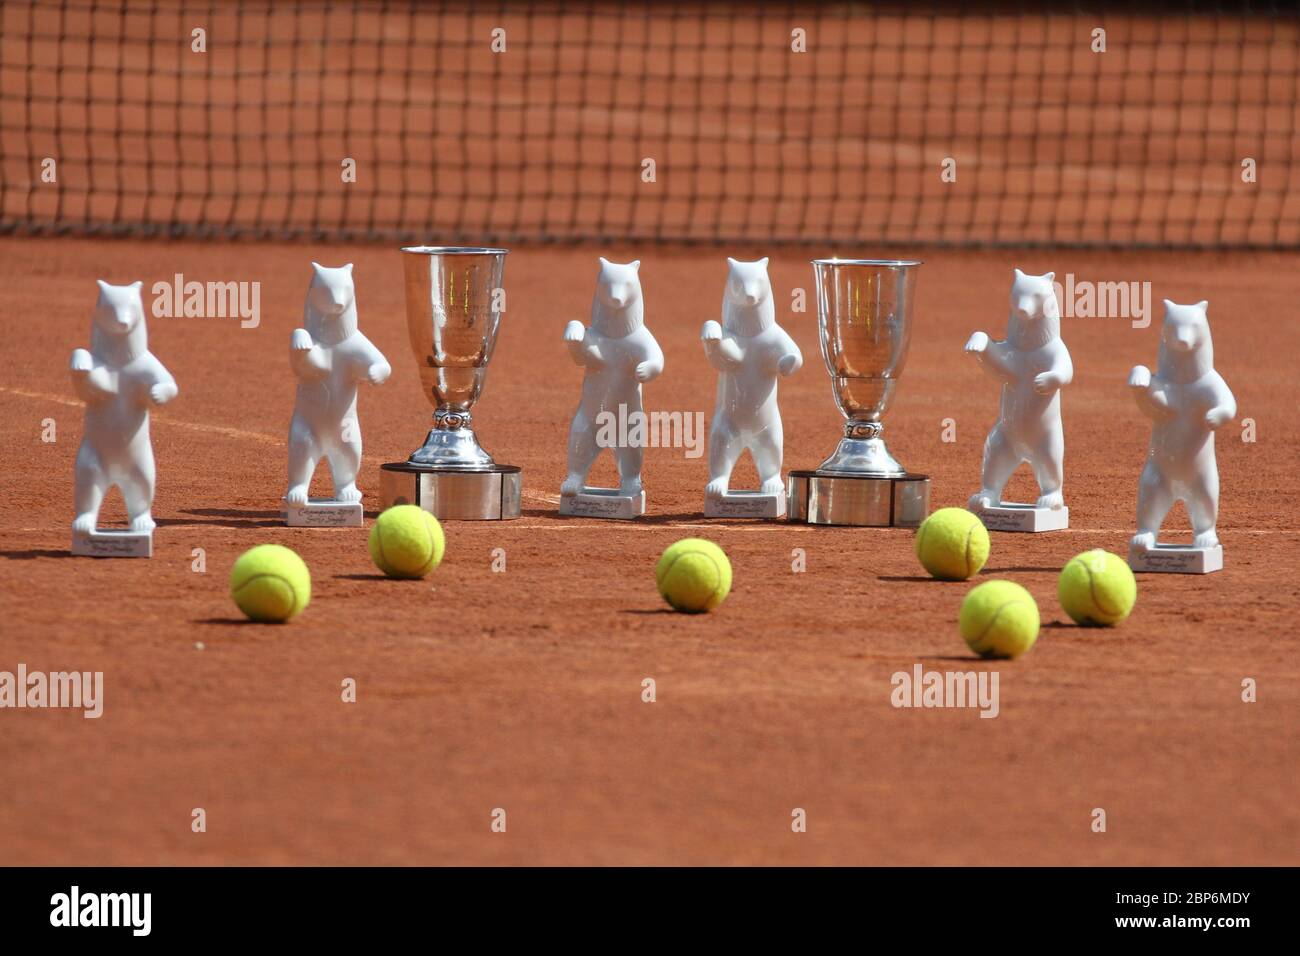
[379,463,521,520]
[786,471,929,527]
[704,490,785,519]
[973,503,1069,533]
[1129,543,1223,574]
[72,528,152,558]
[559,488,645,520]
[282,498,363,528]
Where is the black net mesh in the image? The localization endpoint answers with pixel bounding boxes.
[2,0,1297,247]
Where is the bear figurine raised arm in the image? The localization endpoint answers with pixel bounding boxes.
[964,267,1073,532]
[71,279,178,557]
[702,256,801,518]
[559,257,664,519]
[1127,298,1235,574]
[283,261,390,527]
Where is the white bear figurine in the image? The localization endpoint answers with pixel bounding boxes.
[71,280,178,557]
[1127,299,1235,573]
[964,268,1073,532]
[702,257,802,518]
[560,257,664,519]
[284,262,390,526]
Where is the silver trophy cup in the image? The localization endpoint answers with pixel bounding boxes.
[379,246,522,519]
[787,258,930,526]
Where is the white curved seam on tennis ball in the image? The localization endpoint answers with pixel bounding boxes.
[1083,551,1120,618]
[665,551,721,594]
[662,548,724,602]
[974,597,1034,648]
[419,515,438,574]
[374,514,436,575]
[233,573,295,612]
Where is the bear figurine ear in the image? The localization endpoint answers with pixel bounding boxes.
[630,259,640,271]
[758,257,769,268]
[598,256,610,268]
[1014,267,1025,278]
[311,261,324,273]
[727,257,738,268]
[1043,271,1054,281]
[96,279,110,292]
[343,263,354,273]
[130,280,143,291]
[1196,300,1208,312]
[1162,298,1176,312]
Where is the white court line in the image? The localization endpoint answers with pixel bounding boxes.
[7,389,1291,535]
[3,386,568,510]
[1,387,281,446]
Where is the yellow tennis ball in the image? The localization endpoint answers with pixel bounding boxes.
[915,507,990,580]
[1058,549,1137,626]
[656,537,732,613]
[959,580,1040,659]
[230,543,311,623]
[368,504,445,579]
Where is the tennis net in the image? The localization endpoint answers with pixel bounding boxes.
[2,0,1298,247]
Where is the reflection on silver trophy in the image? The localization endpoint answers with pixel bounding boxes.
[379,246,522,519]
[787,258,930,526]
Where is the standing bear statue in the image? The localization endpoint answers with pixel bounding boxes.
[560,257,664,519]
[71,279,178,557]
[284,262,390,527]
[964,267,1073,532]
[1127,298,1235,573]
[701,257,802,518]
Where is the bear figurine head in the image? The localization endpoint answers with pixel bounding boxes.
[591,257,643,338]
[1158,299,1214,382]
[722,257,774,337]
[1007,268,1060,349]
[91,279,147,365]
[305,262,357,345]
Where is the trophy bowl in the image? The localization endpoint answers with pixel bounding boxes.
[379,246,521,520]
[787,258,930,526]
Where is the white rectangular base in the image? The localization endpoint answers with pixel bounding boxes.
[705,490,785,519]
[71,529,152,558]
[1129,544,1223,574]
[559,488,646,520]
[976,503,1069,533]
[282,498,364,528]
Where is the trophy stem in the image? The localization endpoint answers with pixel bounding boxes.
[407,407,495,470]
[817,420,905,477]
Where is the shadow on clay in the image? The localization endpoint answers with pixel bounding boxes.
[522,507,714,525]
[0,549,78,560]
[193,617,277,626]
[981,565,1063,574]
[157,508,285,529]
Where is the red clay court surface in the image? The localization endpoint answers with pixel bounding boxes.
[1,237,1296,865]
